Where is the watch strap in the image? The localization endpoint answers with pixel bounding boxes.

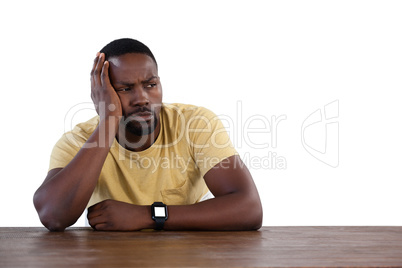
[154,217,165,230]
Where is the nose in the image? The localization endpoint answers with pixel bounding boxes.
[129,86,149,107]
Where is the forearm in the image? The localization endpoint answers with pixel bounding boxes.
[163,192,262,231]
[161,155,263,231]
[34,118,118,231]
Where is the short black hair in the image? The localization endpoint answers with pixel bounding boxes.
[100,38,157,67]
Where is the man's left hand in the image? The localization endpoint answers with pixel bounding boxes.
[87,199,153,231]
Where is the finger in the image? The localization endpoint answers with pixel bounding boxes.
[90,52,101,88]
[93,223,109,231]
[92,52,100,70]
[87,201,104,214]
[91,52,100,71]
[94,53,105,85]
[87,208,102,221]
[92,53,105,86]
[88,212,106,227]
[100,60,111,88]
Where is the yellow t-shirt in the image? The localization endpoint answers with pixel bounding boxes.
[49,103,237,207]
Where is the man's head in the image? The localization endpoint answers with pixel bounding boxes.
[100,38,162,146]
[100,38,158,68]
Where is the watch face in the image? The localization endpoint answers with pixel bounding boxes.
[154,207,166,217]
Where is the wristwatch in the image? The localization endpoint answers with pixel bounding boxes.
[151,202,168,230]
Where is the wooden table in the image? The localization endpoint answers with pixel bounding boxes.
[1,227,402,267]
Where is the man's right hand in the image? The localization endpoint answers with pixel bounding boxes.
[90,52,122,122]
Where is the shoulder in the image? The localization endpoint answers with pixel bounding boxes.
[71,116,99,135]
[162,103,227,142]
[162,103,219,122]
[61,116,99,147]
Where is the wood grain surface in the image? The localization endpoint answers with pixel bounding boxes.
[1,226,402,267]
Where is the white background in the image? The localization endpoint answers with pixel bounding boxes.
[1,0,401,227]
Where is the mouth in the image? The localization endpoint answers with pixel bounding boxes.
[127,111,154,122]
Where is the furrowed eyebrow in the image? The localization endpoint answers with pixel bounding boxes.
[116,81,134,86]
[115,76,159,86]
[142,76,159,83]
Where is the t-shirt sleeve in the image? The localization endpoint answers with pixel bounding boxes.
[48,116,99,171]
[186,107,238,177]
[48,131,86,171]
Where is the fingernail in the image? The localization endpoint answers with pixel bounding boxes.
[96,52,100,57]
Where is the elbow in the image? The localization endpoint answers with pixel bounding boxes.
[38,210,69,232]
[247,200,263,231]
[245,192,263,230]
[252,211,263,230]
[33,192,68,232]
[46,224,67,232]
[235,194,263,231]
[40,214,68,232]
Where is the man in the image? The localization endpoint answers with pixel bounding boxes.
[33,38,262,231]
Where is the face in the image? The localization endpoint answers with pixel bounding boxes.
[108,53,162,136]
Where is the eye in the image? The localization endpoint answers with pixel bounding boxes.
[116,87,130,92]
[146,83,157,88]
